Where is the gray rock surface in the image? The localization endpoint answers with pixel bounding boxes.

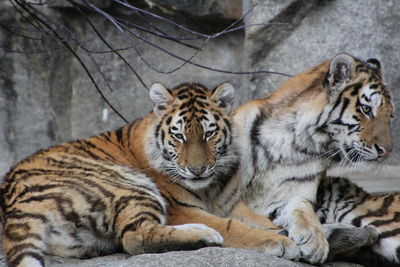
[146,0,242,19]
[0,246,361,267]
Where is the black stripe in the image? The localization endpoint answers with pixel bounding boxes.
[269,207,283,221]
[350,84,363,96]
[6,184,64,209]
[280,175,317,186]
[176,88,189,95]
[72,143,101,161]
[82,140,117,161]
[330,97,350,125]
[9,252,44,267]
[169,195,204,210]
[113,195,164,229]
[250,113,263,169]
[379,228,400,239]
[351,195,394,226]
[337,194,369,223]
[371,211,400,227]
[18,194,83,227]
[52,174,115,199]
[5,211,48,223]
[7,243,41,261]
[4,223,42,242]
[114,127,124,145]
[226,219,233,231]
[120,217,146,237]
[177,94,189,100]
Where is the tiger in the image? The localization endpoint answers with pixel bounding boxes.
[232,53,393,264]
[316,177,400,267]
[0,82,300,267]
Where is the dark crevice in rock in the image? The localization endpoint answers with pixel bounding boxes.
[246,0,319,66]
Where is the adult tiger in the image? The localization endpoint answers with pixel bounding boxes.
[0,82,300,267]
[233,53,393,264]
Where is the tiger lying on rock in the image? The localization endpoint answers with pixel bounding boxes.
[234,53,394,264]
[0,82,301,267]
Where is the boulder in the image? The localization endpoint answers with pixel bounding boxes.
[0,246,361,267]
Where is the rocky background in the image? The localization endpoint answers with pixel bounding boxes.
[0,0,399,266]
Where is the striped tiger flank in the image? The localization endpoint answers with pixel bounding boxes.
[1,82,300,267]
[234,53,393,264]
[317,177,400,267]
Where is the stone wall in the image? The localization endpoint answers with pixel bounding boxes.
[0,1,399,178]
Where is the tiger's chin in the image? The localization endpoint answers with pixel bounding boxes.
[180,175,214,190]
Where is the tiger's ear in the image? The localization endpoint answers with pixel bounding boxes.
[149,83,173,116]
[366,58,383,77]
[325,53,356,97]
[211,82,235,111]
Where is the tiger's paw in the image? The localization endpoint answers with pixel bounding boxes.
[323,223,379,258]
[259,234,300,260]
[289,224,329,264]
[172,223,224,246]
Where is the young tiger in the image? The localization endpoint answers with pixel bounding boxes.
[0,82,300,267]
[317,177,400,267]
[233,53,393,264]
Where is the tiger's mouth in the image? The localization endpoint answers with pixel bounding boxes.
[179,172,214,181]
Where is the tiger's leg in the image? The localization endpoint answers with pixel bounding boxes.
[274,196,329,264]
[230,202,378,259]
[2,213,47,267]
[166,203,300,260]
[115,201,223,254]
[228,201,281,232]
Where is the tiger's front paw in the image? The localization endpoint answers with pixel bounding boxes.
[172,223,224,246]
[289,224,329,264]
[259,233,300,260]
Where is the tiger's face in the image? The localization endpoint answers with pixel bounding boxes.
[147,82,236,190]
[324,54,393,167]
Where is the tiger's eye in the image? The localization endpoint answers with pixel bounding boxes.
[174,133,184,141]
[361,105,371,115]
[205,131,214,138]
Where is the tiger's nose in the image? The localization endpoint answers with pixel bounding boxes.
[375,144,390,157]
[188,167,206,176]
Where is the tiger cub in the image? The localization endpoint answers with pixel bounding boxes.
[233,53,393,264]
[317,177,400,267]
[0,82,299,267]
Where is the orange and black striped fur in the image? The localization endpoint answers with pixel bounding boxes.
[0,82,300,267]
[317,177,400,267]
[233,53,393,264]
